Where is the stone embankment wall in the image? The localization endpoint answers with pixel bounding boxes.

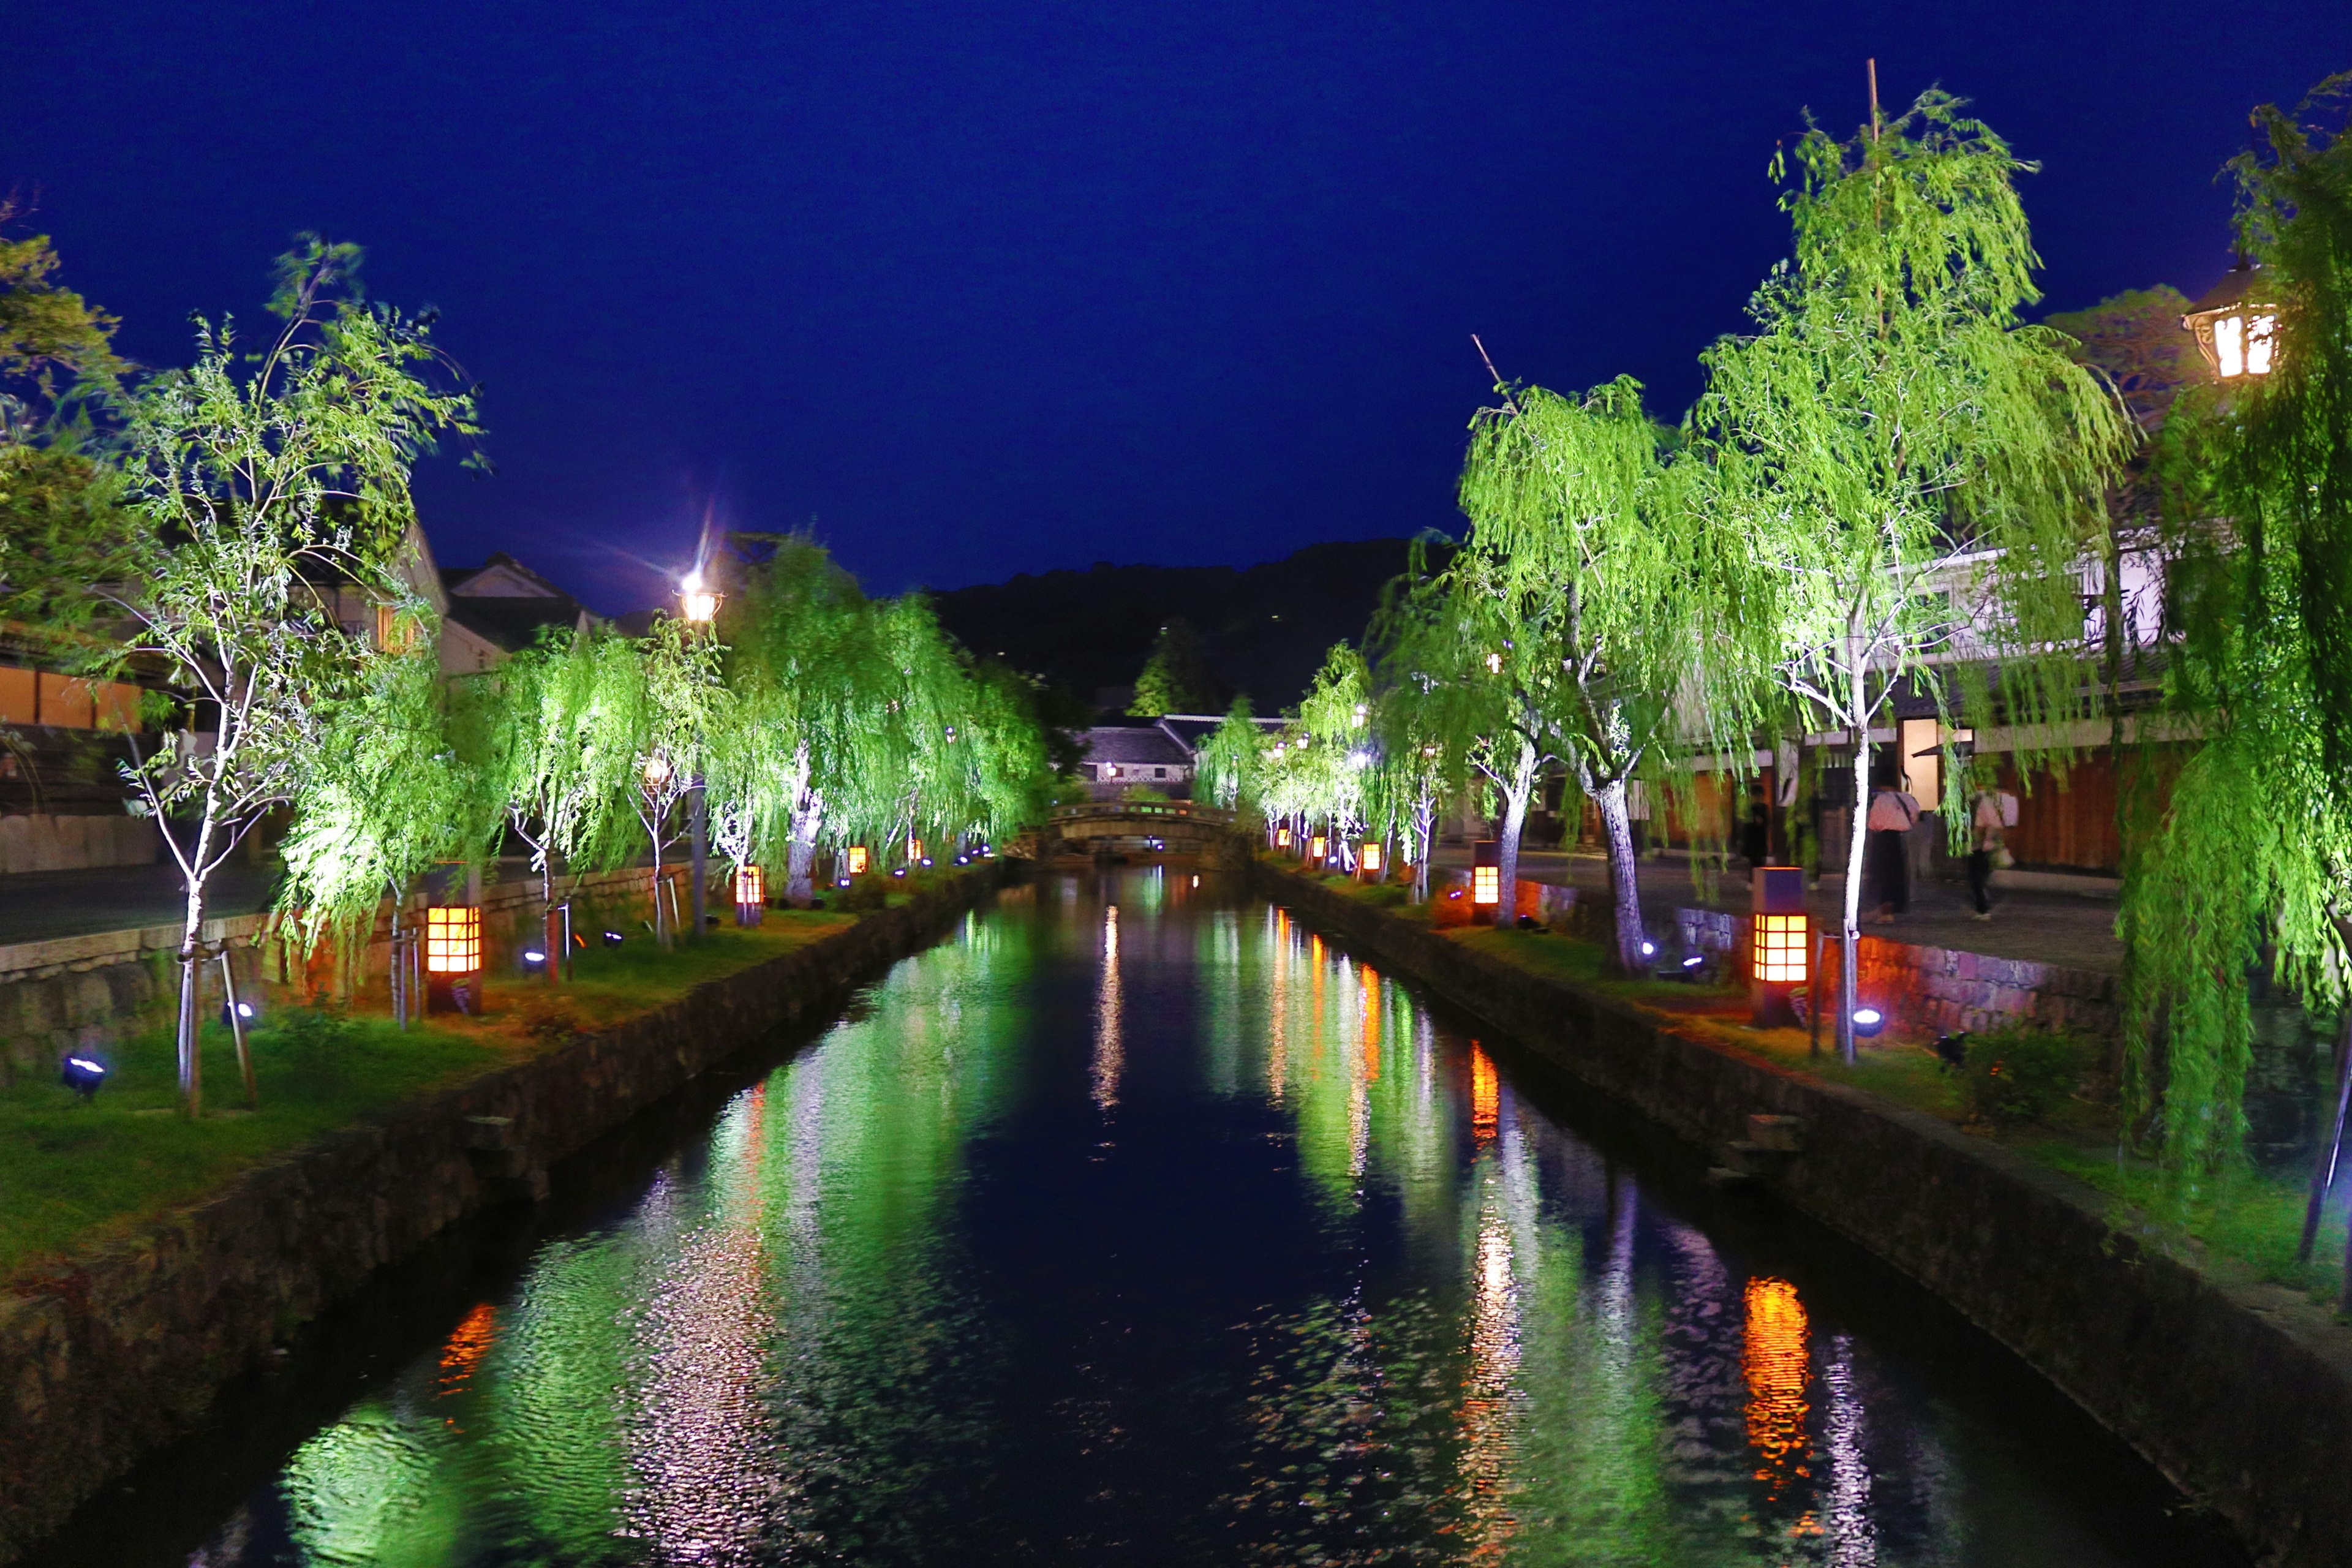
[0,813,156,875]
[0,867,668,1087]
[1258,861,2352,1568]
[0,865,1009,1563]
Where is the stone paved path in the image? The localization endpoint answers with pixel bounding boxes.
[1429,846,2125,974]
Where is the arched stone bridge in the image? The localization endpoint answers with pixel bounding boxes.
[1012,802,1247,865]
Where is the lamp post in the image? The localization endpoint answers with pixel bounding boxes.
[2181,260,2277,382]
[680,570,721,941]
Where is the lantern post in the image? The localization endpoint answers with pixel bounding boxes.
[1749,866,1809,1028]
[679,570,722,941]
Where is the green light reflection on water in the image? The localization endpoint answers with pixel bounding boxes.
[247,871,2178,1568]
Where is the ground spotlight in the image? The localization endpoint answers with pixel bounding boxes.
[521,948,548,975]
[218,999,257,1027]
[892,867,907,878]
[1852,1006,1886,1038]
[837,877,852,888]
[1640,941,1657,958]
[61,1054,107,1100]
[920,857,933,868]
[603,930,625,947]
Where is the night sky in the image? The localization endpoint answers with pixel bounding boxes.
[6,2,2345,609]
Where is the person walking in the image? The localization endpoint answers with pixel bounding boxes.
[1966,783,2017,921]
[1865,766,1920,924]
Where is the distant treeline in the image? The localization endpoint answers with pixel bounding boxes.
[927,538,1433,715]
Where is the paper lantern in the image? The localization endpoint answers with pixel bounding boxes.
[1752,914,1809,984]
[424,906,482,974]
[845,845,869,876]
[1360,842,1382,874]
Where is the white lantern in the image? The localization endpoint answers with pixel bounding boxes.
[2182,262,2275,382]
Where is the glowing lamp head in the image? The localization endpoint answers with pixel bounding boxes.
[1360,842,1382,873]
[679,569,720,624]
[735,864,764,905]
[1852,1006,1886,1038]
[1275,827,1292,847]
[2182,262,2275,382]
[1471,866,1500,905]
[1310,834,1328,861]
[61,1054,107,1099]
[845,845,870,876]
[641,753,673,788]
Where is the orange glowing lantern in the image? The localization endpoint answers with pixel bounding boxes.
[845,845,869,876]
[1749,866,1808,1027]
[1752,913,1808,983]
[424,905,482,974]
[1310,834,1328,862]
[907,837,924,862]
[1275,826,1292,848]
[1359,842,1382,876]
[1470,838,1501,916]
[734,864,765,927]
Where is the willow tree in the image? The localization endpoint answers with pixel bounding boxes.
[459,625,635,976]
[2119,78,2352,1231]
[712,536,880,903]
[1692,91,2129,1057]
[1196,696,1263,816]
[279,621,492,1022]
[1373,548,1558,915]
[90,241,480,1112]
[1455,376,1749,972]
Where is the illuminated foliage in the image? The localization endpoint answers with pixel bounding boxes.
[80,239,480,1110]
[1692,91,2130,1053]
[2119,77,2352,1191]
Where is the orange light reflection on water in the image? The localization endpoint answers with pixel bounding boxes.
[1469,1044,1499,1142]
[1743,1275,1812,1492]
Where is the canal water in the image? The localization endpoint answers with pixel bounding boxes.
[64,870,2237,1567]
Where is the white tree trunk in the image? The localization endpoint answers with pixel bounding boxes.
[1840,710,1869,1064]
[1595,775,1648,974]
[1493,741,1537,924]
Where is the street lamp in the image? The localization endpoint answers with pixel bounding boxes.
[677,571,720,943]
[679,569,722,625]
[2182,261,2276,382]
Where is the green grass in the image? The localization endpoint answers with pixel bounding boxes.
[1275,858,2352,1310]
[0,907,862,1282]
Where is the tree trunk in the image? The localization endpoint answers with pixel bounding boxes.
[174,925,203,1119]
[1494,742,1537,925]
[785,794,821,906]
[650,840,669,948]
[1839,725,1869,1064]
[1596,775,1647,973]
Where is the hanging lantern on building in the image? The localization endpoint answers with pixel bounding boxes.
[1749,866,1808,1028]
[735,864,764,927]
[2182,261,2276,382]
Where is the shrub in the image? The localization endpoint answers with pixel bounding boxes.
[1962,1027,2087,1126]
[837,877,891,913]
[272,1004,360,1059]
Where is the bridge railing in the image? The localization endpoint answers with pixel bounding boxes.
[1046,801,1235,827]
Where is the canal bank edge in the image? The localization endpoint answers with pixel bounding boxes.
[1253,859,2352,1568]
[0,864,1016,1564]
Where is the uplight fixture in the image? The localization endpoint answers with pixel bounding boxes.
[61,1054,107,1099]
[1852,1006,1886,1038]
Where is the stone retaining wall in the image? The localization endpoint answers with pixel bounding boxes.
[0,865,1009,1562]
[1256,861,2352,1568]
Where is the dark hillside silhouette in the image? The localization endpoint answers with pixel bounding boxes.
[927,538,1427,715]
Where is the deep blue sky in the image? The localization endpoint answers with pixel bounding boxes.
[7,3,2345,609]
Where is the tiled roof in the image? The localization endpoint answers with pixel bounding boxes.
[1081,726,1194,766]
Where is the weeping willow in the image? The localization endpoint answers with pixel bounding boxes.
[2120,78,2352,1192]
[1693,90,2131,1057]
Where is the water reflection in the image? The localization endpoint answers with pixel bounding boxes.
[153,870,2221,1568]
